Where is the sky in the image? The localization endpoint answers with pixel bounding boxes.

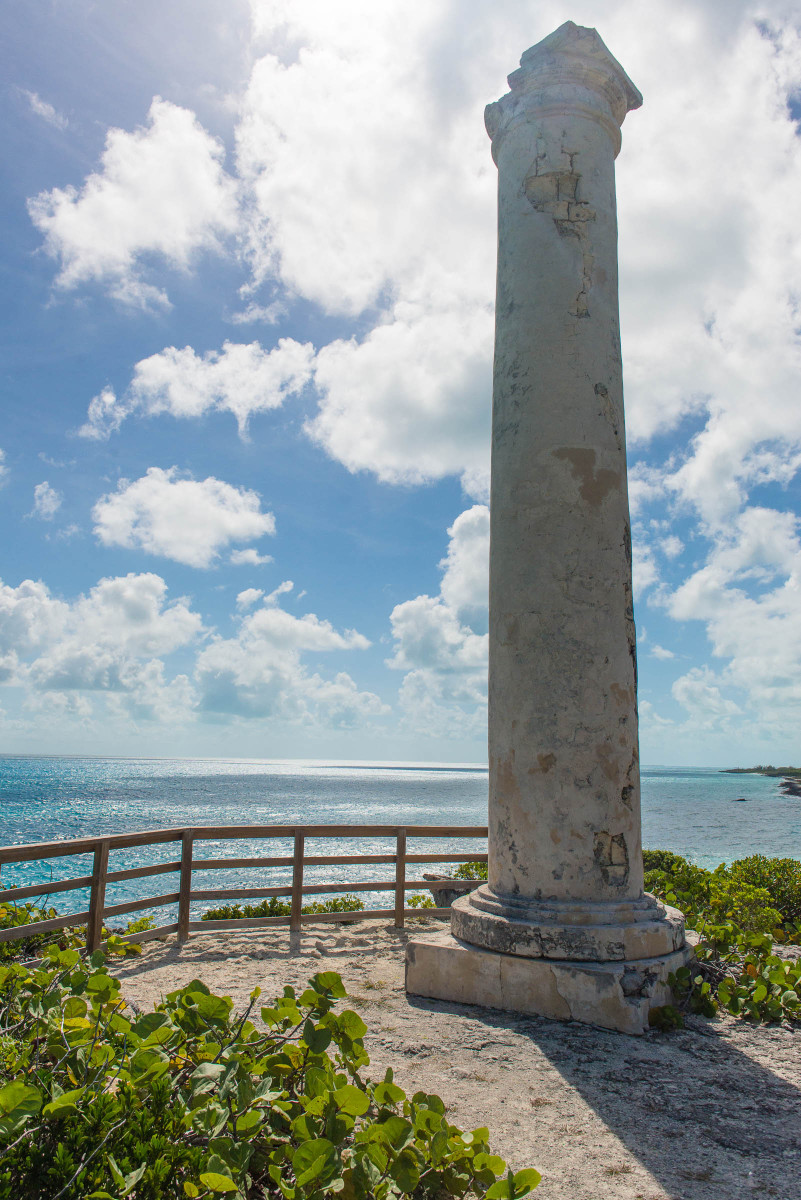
[1,0,800,767]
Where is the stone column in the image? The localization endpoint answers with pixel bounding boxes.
[406,22,691,1034]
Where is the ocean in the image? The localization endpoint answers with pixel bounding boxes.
[1,756,799,919]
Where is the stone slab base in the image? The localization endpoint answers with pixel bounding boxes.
[405,930,693,1035]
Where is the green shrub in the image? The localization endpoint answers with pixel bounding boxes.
[451,862,488,881]
[0,900,62,963]
[201,895,365,922]
[642,849,692,877]
[642,852,801,1024]
[0,948,540,1199]
[727,855,801,924]
[644,863,782,934]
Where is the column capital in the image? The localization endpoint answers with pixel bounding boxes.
[485,21,642,160]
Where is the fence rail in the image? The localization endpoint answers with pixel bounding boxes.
[0,824,488,952]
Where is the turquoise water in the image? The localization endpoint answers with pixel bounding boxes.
[0,757,798,919]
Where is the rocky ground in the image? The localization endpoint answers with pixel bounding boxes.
[110,919,801,1200]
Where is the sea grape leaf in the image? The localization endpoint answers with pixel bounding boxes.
[333,1084,370,1117]
[293,1138,339,1187]
[199,1172,238,1194]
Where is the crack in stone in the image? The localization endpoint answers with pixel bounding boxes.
[523,143,596,317]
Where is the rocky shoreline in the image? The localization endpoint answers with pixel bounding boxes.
[780,777,801,798]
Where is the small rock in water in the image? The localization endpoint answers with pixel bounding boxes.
[734,797,749,802]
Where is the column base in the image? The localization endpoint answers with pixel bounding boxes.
[405,929,693,1035]
[451,886,686,961]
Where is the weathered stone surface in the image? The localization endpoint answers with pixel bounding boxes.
[405,22,688,1032]
[484,20,646,911]
[450,890,686,962]
[406,929,693,1036]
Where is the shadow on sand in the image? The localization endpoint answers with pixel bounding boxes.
[407,991,800,1200]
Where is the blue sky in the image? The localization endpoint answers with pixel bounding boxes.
[1,0,800,766]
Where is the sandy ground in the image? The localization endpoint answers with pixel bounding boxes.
[110,919,801,1200]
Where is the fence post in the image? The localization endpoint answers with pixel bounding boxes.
[86,839,110,953]
[178,830,194,944]
[290,832,305,933]
[394,828,407,928]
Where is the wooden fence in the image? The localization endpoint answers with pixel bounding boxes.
[0,825,488,952]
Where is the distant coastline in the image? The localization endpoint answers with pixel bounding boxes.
[723,765,801,799]
[723,765,801,777]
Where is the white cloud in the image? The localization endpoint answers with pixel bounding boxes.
[438,505,489,623]
[660,506,801,733]
[308,308,492,490]
[0,570,388,735]
[632,534,659,597]
[195,593,385,726]
[230,548,273,566]
[650,645,675,660]
[238,0,497,489]
[92,467,275,568]
[0,573,204,722]
[32,481,62,519]
[28,97,238,308]
[236,588,264,609]
[80,338,314,439]
[22,89,67,130]
[227,300,286,325]
[79,387,125,441]
[0,449,7,484]
[671,667,743,727]
[660,535,684,560]
[388,505,489,735]
[232,0,801,512]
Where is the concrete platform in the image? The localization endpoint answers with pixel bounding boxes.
[405,929,694,1035]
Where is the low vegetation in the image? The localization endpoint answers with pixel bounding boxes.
[0,947,540,1199]
[200,896,366,923]
[723,764,801,777]
[642,850,801,1026]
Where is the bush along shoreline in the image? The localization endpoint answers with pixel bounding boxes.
[0,948,540,1199]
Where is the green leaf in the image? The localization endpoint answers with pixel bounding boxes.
[303,1018,332,1055]
[338,1010,367,1040]
[512,1168,543,1195]
[183,1185,199,1198]
[486,1168,542,1198]
[313,971,347,998]
[334,1084,370,1117]
[168,978,211,1000]
[191,992,232,1022]
[121,1163,148,1195]
[390,1147,420,1191]
[292,1138,339,1187]
[133,1011,171,1039]
[377,1115,413,1150]
[374,1075,405,1107]
[189,1062,226,1095]
[107,1156,125,1189]
[0,1081,42,1135]
[130,1046,170,1081]
[199,1172,238,1194]
[474,1152,507,1176]
[43,1087,85,1119]
[0,1082,42,1117]
[235,1109,262,1134]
